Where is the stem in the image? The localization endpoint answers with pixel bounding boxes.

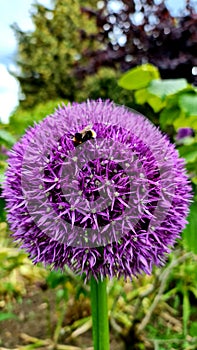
[90,276,110,350]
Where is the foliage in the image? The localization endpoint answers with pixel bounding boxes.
[8,98,68,137]
[1,13,197,342]
[0,139,10,186]
[118,63,197,255]
[12,0,197,110]
[0,127,16,221]
[77,67,135,107]
[77,0,197,84]
[0,223,47,298]
[108,251,197,349]
[0,225,197,349]
[182,202,197,254]
[118,64,197,155]
[11,0,98,108]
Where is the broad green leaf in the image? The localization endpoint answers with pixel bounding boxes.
[173,115,197,130]
[183,151,197,163]
[178,93,197,116]
[192,176,197,185]
[182,202,197,254]
[134,88,149,104]
[159,106,181,129]
[0,129,16,145]
[178,143,197,163]
[134,88,166,112]
[148,79,188,99]
[118,64,160,90]
[147,95,166,113]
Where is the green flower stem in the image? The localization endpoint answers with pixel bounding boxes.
[90,276,110,350]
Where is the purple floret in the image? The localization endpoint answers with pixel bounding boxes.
[176,127,195,140]
[3,100,192,281]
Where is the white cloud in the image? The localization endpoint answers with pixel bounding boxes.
[0,64,19,123]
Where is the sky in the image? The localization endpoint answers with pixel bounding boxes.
[0,0,194,123]
[0,0,51,123]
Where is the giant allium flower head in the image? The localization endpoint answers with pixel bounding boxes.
[3,100,192,280]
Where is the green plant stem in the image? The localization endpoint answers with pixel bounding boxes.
[90,276,110,350]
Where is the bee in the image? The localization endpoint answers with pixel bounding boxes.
[72,125,97,147]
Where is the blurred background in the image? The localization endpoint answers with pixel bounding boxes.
[0,1,197,349]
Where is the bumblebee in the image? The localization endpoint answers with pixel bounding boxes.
[72,125,97,147]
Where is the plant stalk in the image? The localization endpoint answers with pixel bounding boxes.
[90,276,110,350]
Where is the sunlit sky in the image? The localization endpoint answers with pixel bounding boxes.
[0,0,192,123]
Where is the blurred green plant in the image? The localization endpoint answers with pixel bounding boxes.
[118,64,197,131]
[0,223,47,299]
[11,0,98,108]
[0,63,196,349]
[118,63,197,257]
[108,250,197,349]
[0,312,18,322]
[8,99,68,137]
[0,127,16,221]
[0,128,16,173]
[76,67,135,108]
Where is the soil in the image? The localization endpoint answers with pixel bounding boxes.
[0,286,125,350]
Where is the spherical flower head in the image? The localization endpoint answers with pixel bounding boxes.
[3,100,192,281]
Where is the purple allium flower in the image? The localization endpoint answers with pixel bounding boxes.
[3,100,192,280]
[176,127,195,141]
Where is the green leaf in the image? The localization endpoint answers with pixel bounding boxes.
[147,95,166,113]
[189,322,197,337]
[0,172,5,185]
[159,106,181,129]
[148,79,188,99]
[178,143,197,163]
[178,93,197,117]
[184,151,197,163]
[0,312,17,322]
[134,88,149,104]
[9,99,68,137]
[46,270,68,288]
[192,176,197,185]
[0,160,7,192]
[134,86,166,112]
[0,196,6,221]
[173,115,197,130]
[189,287,197,298]
[118,64,160,90]
[183,291,190,337]
[182,202,197,254]
[0,129,16,146]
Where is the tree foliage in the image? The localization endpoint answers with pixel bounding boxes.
[12,0,98,108]
[77,0,197,84]
[12,0,197,109]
